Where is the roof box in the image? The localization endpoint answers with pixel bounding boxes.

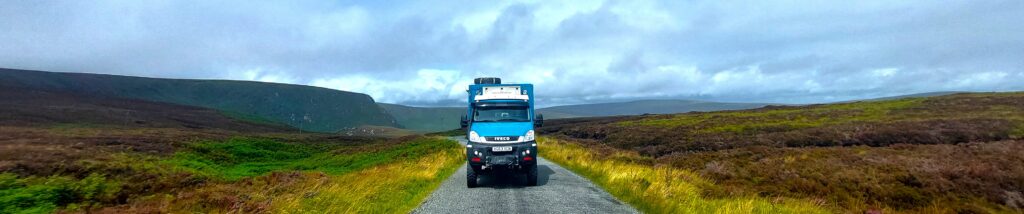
[474,77,501,84]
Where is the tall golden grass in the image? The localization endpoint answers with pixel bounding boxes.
[539,137,829,214]
[271,140,463,213]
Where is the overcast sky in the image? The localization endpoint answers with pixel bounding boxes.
[2,0,1022,107]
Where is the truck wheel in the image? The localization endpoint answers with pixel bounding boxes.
[526,165,538,186]
[467,165,478,188]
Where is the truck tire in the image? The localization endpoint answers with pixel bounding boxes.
[526,164,538,186]
[467,165,478,188]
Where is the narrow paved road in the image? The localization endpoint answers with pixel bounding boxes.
[414,137,637,214]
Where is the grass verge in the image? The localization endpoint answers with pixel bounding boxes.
[538,137,829,214]
[272,140,462,213]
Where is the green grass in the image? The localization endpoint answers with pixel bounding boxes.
[620,98,924,134]
[1011,122,1024,139]
[0,173,120,214]
[165,137,456,181]
[156,136,465,213]
[1,136,463,213]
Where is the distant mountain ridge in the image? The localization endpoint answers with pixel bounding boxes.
[381,93,968,132]
[860,91,964,101]
[0,68,398,132]
[377,99,774,132]
[0,86,292,132]
[537,100,771,119]
[378,103,463,132]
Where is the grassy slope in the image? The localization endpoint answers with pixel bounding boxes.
[0,135,463,213]
[378,103,464,132]
[540,92,1024,213]
[0,86,292,132]
[164,137,453,180]
[0,68,398,132]
[551,92,1024,155]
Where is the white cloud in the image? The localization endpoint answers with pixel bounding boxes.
[1,0,1022,106]
[226,67,297,84]
[310,69,465,104]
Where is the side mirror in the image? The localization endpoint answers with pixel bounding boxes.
[460,114,469,128]
[535,114,544,127]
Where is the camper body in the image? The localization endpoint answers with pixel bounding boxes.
[461,77,543,188]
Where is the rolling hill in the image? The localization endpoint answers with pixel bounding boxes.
[0,68,398,132]
[0,86,460,213]
[0,86,293,132]
[537,99,770,119]
[379,103,464,132]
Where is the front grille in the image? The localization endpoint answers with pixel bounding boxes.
[485,136,519,142]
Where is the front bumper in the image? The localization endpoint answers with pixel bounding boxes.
[466,140,537,171]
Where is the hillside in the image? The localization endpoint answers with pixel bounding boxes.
[0,68,398,132]
[0,86,292,132]
[537,99,769,119]
[542,92,1024,154]
[540,92,1024,212]
[0,85,461,213]
[379,103,464,132]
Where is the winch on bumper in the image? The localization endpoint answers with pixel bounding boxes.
[466,141,537,171]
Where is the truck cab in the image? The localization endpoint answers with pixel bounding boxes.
[460,77,543,188]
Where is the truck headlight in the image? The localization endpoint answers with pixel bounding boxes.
[469,131,482,142]
[524,130,535,141]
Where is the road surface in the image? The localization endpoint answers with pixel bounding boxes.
[413,137,637,214]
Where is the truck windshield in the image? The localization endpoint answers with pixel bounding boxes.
[473,106,530,122]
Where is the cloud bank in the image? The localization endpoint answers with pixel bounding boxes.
[2,0,1022,106]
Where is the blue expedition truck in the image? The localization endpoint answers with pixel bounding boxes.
[460,77,544,188]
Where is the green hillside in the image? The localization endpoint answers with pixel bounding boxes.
[379,103,464,132]
[0,68,398,132]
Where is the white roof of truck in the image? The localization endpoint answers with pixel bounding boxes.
[474,85,529,101]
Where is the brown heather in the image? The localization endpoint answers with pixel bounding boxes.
[540,92,1024,213]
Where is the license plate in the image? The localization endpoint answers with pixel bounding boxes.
[492,146,513,152]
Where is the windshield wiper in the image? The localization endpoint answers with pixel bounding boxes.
[475,120,497,122]
[497,119,526,122]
